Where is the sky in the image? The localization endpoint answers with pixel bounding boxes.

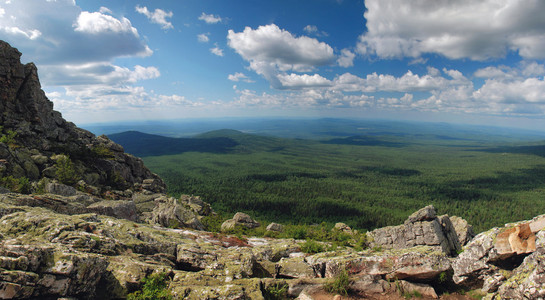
[1,0,545,130]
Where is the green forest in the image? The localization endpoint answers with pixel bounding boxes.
[113,125,545,233]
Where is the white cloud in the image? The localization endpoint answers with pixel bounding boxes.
[228,24,334,70]
[474,66,514,79]
[333,68,468,93]
[74,11,138,34]
[99,6,112,14]
[277,73,332,89]
[303,25,328,37]
[197,33,209,43]
[358,0,545,60]
[228,72,253,83]
[0,1,151,64]
[198,12,222,24]
[135,5,173,30]
[2,26,41,40]
[227,24,335,89]
[210,44,224,56]
[337,49,355,67]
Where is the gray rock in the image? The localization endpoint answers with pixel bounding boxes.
[266,222,284,232]
[333,222,353,234]
[86,200,139,222]
[369,211,461,256]
[450,215,476,245]
[45,183,77,197]
[221,212,260,232]
[179,195,213,216]
[147,196,204,230]
[397,280,438,299]
[404,205,436,224]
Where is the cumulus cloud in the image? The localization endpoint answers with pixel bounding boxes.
[42,63,160,86]
[198,12,222,24]
[277,74,332,89]
[135,5,173,29]
[358,0,545,60]
[210,44,224,56]
[197,33,210,43]
[0,1,151,64]
[337,49,355,67]
[228,72,254,83]
[303,25,328,37]
[227,24,335,89]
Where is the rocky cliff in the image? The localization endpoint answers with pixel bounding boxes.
[1,40,545,299]
[0,40,164,196]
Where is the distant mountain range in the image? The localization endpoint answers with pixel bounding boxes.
[108,130,240,157]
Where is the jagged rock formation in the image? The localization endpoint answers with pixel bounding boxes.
[0,40,164,195]
[452,214,545,297]
[368,205,463,256]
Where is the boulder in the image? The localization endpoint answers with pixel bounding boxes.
[221,212,260,232]
[397,280,438,299]
[266,222,284,232]
[333,222,353,234]
[147,196,204,230]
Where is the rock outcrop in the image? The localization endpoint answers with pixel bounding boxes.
[0,40,164,196]
[452,214,545,294]
[368,205,462,256]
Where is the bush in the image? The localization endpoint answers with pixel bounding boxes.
[324,268,351,296]
[0,176,31,194]
[127,273,172,300]
[91,145,114,159]
[300,239,325,254]
[263,282,288,300]
[0,126,17,146]
[55,155,79,186]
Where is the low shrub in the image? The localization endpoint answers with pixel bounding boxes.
[324,268,351,296]
[127,273,172,300]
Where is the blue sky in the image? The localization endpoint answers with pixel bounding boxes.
[1,0,545,130]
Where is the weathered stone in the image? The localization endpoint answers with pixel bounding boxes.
[86,200,138,222]
[276,257,316,279]
[450,215,475,245]
[492,247,545,299]
[397,280,438,299]
[404,205,436,224]
[350,274,389,294]
[179,195,213,216]
[221,212,260,232]
[45,182,77,197]
[147,196,204,230]
[266,222,284,232]
[333,222,353,234]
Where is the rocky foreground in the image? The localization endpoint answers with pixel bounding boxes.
[2,40,545,299]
